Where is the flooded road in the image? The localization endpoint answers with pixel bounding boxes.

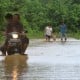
[0,38,80,80]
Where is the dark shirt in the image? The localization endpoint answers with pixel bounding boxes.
[60,24,67,33]
[6,22,24,33]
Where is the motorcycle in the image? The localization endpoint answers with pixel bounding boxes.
[6,31,29,55]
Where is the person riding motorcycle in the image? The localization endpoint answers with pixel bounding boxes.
[1,13,29,55]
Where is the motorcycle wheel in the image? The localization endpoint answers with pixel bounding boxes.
[7,48,14,55]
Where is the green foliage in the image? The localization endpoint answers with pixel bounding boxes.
[0,0,80,38]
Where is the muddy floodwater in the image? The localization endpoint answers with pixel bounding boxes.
[0,38,80,80]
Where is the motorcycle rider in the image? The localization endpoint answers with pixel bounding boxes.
[13,14,29,54]
[0,13,29,55]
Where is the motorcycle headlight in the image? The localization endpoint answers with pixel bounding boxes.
[12,34,18,39]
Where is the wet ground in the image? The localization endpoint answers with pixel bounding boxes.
[0,38,80,80]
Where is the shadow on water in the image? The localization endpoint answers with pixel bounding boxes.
[2,54,28,80]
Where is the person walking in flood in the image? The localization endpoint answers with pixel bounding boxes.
[44,24,53,42]
[59,21,67,42]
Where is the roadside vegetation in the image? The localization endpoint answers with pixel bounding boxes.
[0,0,80,41]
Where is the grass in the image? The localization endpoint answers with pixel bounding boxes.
[0,36,5,44]
[28,31,44,39]
[28,31,80,40]
[67,32,80,39]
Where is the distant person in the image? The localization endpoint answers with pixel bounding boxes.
[59,21,67,42]
[44,25,53,41]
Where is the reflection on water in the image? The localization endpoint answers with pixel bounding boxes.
[0,55,80,80]
[2,55,28,80]
[0,39,80,80]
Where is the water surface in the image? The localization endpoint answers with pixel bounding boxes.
[0,39,80,80]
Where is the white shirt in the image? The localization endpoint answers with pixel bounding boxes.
[45,26,52,36]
